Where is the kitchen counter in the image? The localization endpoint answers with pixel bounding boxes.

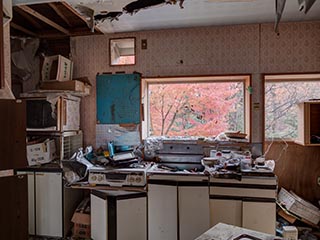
[16,162,62,172]
[195,223,282,240]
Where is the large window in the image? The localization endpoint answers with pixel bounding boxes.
[142,76,250,138]
[265,74,320,140]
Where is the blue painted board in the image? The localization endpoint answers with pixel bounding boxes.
[96,73,141,124]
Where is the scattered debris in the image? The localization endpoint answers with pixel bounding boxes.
[275,0,317,34]
[94,11,123,23]
[274,0,286,34]
[278,188,320,226]
[168,0,185,9]
[298,0,317,14]
[123,0,167,15]
[75,4,95,32]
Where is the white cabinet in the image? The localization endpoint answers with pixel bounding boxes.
[91,190,147,240]
[209,176,277,235]
[242,201,276,234]
[91,194,108,240]
[17,171,35,235]
[148,175,210,240]
[35,172,63,237]
[17,170,82,238]
[148,183,178,240]
[210,199,242,227]
[178,185,210,240]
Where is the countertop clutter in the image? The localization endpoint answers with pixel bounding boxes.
[18,136,319,240]
[58,137,275,190]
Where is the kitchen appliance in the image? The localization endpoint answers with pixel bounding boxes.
[150,140,205,174]
[20,93,80,132]
[88,163,151,187]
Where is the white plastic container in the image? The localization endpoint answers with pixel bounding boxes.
[282,226,298,240]
[241,156,252,170]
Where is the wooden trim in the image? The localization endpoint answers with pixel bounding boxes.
[0,0,4,89]
[48,3,72,27]
[246,75,252,142]
[144,75,250,84]
[109,37,136,67]
[142,75,251,140]
[10,22,38,37]
[262,74,266,146]
[17,5,70,35]
[262,73,320,151]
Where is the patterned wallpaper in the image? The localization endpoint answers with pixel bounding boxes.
[70,21,320,147]
[261,22,320,73]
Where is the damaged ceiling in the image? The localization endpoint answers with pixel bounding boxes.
[10,1,103,38]
[10,0,320,37]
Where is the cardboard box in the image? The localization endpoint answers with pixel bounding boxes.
[42,55,73,81]
[84,84,91,95]
[72,198,91,239]
[40,80,85,92]
[72,212,91,239]
[282,226,298,240]
[75,77,92,95]
[27,139,56,166]
[278,188,320,225]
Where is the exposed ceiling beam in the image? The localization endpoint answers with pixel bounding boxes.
[60,1,103,34]
[48,3,72,27]
[17,5,70,35]
[14,7,43,29]
[10,22,38,37]
[39,27,101,38]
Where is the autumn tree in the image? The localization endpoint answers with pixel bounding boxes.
[149,82,244,137]
[265,81,320,139]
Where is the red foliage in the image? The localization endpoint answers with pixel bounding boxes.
[149,82,241,137]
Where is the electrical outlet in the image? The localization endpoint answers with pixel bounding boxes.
[318,177,320,186]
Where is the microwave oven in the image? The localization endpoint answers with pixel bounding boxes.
[23,94,80,132]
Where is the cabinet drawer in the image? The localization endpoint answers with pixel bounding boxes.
[210,186,276,199]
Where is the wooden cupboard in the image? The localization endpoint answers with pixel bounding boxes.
[0,99,27,170]
[0,174,28,240]
[296,101,320,146]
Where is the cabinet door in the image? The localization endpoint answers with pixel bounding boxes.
[179,186,210,240]
[148,184,178,240]
[117,197,147,240]
[35,172,62,237]
[242,201,276,235]
[210,199,242,227]
[17,171,35,235]
[0,174,28,240]
[0,100,27,170]
[91,194,107,240]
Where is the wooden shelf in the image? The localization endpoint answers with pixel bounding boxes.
[296,101,320,146]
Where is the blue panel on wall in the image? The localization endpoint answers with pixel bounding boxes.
[96,73,141,124]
